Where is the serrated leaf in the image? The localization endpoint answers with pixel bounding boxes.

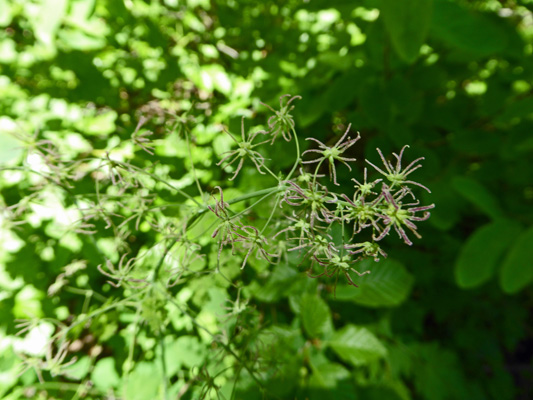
[380,0,433,63]
[499,226,533,294]
[451,176,503,219]
[335,258,413,307]
[455,219,522,288]
[328,325,387,366]
[300,293,333,339]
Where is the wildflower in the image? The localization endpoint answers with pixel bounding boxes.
[296,166,324,185]
[97,253,148,288]
[261,94,301,143]
[302,124,360,185]
[282,181,336,227]
[131,116,155,155]
[288,232,338,260]
[352,168,382,199]
[235,225,277,269]
[366,145,431,192]
[344,241,387,262]
[374,185,435,245]
[216,117,269,180]
[208,186,242,258]
[340,193,382,236]
[309,254,371,295]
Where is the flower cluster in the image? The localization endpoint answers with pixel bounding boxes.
[209,95,434,291]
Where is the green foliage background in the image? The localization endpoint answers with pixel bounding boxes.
[1,0,533,399]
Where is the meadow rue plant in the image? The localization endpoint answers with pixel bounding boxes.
[2,94,433,398]
[209,95,434,289]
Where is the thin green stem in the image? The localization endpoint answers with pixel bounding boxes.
[159,329,169,400]
[261,163,281,182]
[184,127,205,201]
[285,127,301,181]
[312,159,325,187]
[260,195,281,235]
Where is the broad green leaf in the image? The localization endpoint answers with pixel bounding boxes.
[64,356,91,381]
[0,0,12,27]
[309,362,350,389]
[164,336,206,372]
[499,226,533,294]
[431,0,507,57]
[0,129,23,165]
[32,0,68,46]
[335,258,413,307]
[123,362,161,400]
[380,0,433,63]
[300,293,333,339]
[328,325,387,366]
[91,358,120,391]
[451,176,503,219]
[455,219,523,288]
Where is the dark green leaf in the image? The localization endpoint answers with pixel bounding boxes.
[300,293,333,339]
[335,258,414,307]
[328,325,387,366]
[380,0,433,63]
[455,219,523,288]
[499,226,533,294]
[451,176,503,219]
[430,0,508,57]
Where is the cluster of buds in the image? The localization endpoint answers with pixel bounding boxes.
[210,95,434,290]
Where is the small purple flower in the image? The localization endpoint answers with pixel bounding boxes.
[374,185,435,245]
[261,94,301,144]
[216,117,269,180]
[208,186,242,258]
[302,124,360,185]
[366,145,430,192]
[281,180,336,227]
[308,254,371,296]
[344,241,387,262]
[235,225,277,269]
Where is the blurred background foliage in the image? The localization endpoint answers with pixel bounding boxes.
[1,0,533,399]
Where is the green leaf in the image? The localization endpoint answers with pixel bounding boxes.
[455,219,523,288]
[64,356,91,381]
[300,293,333,339]
[430,0,508,57]
[499,226,533,294]
[309,362,350,389]
[123,362,161,400]
[91,358,120,391]
[380,0,433,63]
[328,325,387,366]
[32,0,68,46]
[0,129,23,165]
[451,176,503,219]
[335,258,413,307]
